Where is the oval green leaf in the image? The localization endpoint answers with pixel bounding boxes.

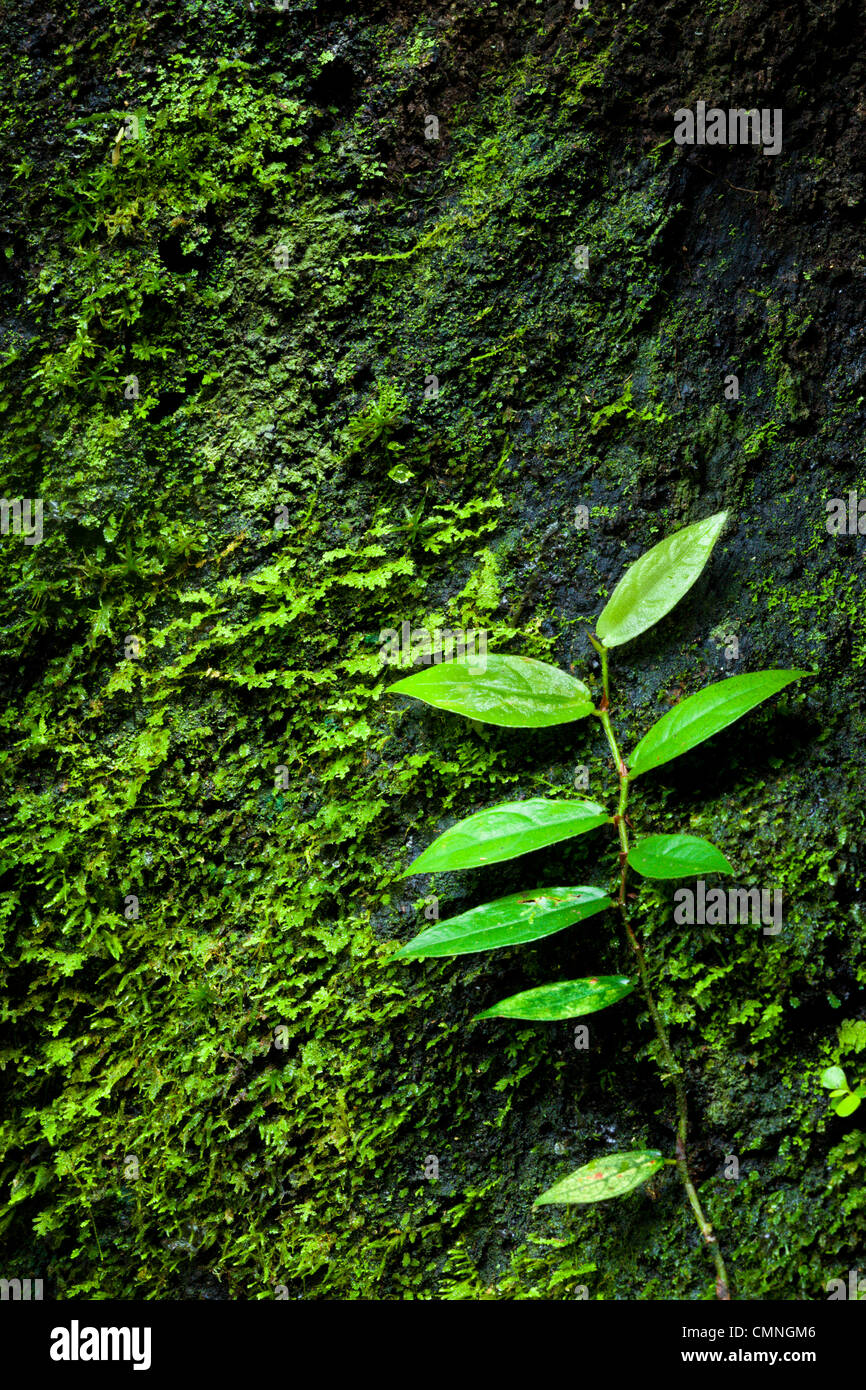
[475,975,634,1021]
[404,798,611,876]
[393,886,613,960]
[627,834,733,879]
[535,1150,663,1206]
[834,1093,861,1117]
[387,654,595,728]
[628,669,807,779]
[596,512,727,649]
[821,1066,847,1090]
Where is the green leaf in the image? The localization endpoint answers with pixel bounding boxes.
[404,798,610,875]
[628,670,807,779]
[821,1066,848,1090]
[535,1150,663,1205]
[387,654,595,728]
[627,834,733,879]
[596,512,727,649]
[833,1093,862,1117]
[475,975,634,1021]
[394,886,613,959]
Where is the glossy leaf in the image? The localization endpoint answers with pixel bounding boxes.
[387,654,595,728]
[535,1150,663,1206]
[596,512,727,649]
[393,886,613,959]
[403,798,610,876]
[475,975,634,1021]
[821,1066,847,1090]
[834,1093,861,1117]
[627,834,733,879]
[628,669,807,779]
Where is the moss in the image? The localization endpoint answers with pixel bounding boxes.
[0,0,864,1302]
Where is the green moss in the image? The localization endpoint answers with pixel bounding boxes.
[0,0,862,1302]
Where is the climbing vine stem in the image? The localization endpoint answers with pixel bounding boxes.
[592,637,732,1301]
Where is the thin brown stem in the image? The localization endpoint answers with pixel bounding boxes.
[591,640,731,1300]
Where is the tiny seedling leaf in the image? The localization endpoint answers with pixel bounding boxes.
[821,1067,847,1090]
[833,1093,862,1117]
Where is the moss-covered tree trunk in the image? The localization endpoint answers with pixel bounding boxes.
[0,0,863,1299]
